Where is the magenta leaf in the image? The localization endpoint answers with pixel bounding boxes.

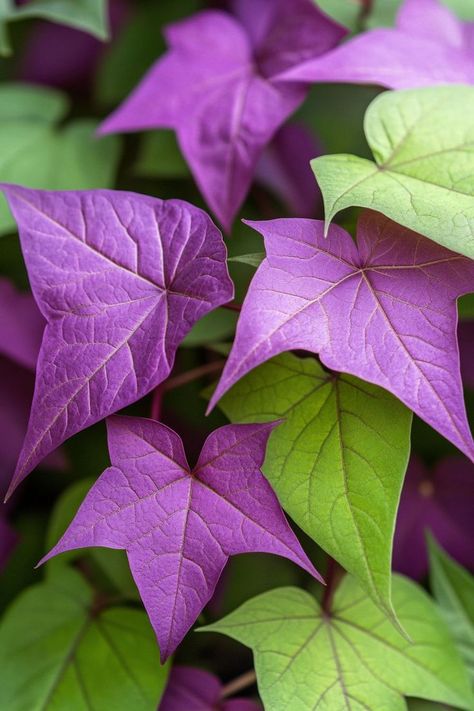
[1,185,233,496]
[41,416,320,661]
[279,0,474,89]
[0,277,45,370]
[210,210,474,461]
[393,455,474,580]
[98,2,345,230]
[159,666,260,710]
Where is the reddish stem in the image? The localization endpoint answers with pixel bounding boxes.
[322,556,340,615]
[220,669,257,699]
[222,301,242,313]
[149,360,225,419]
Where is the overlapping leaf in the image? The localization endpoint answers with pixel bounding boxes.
[210,210,474,461]
[0,83,121,236]
[282,0,474,88]
[99,1,345,230]
[41,416,321,660]
[202,575,474,710]
[428,536,474,682]
[311,85,474,259]
[0,567,168,710]
[1,185,233,494]
[215,352,412,618]
[0,0,109,56]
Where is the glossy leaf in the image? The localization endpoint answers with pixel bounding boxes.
[211,211,474,461]
[0,84,120,236]
[312,85,474,259]
[0,567,169,710]
[159,666,260,710]
[0,0,109,56]
[215,352,412,618]
[428,536,474,682]
[203,576,474,711]
[1,185,233,494]
[99,2,345,230]
[41,416,321,661]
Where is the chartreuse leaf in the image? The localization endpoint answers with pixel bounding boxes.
[0,567,169,710]
[0,84,120,236]
[428,536,474,683]
[312,85,474,259]
[368,0,474,27]
[0,0,108,55]
[202,575,474,711]
[215,353,412,621]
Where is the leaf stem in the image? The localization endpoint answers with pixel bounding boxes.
[322,556,341,615]
[149,360,226,419]
[220,669,257,699]
[221,301,242,312]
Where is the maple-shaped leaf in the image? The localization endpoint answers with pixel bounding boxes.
[202,576,474,711]
[1,185,233,496]
[213,352,412,619]
[279,0,474,88]
[393,456,474,580]
[98,1,345,231]
[210,210,474,461]
[41,416,321,661]
[159,666,260,710]
[311,85,474,260]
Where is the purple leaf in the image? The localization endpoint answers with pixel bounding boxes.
[1,185,233,497]
[459,320,474,390]
[0,277,45,370]
[393,455,474,579]
[279,0,474,89]
[210,210,474,461]
[159,666,260,710]
[255,122,322,218]
[98,2,345,230]
[41,416,321,661]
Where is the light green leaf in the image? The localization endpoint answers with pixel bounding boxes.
[0,567,168,710]
[134,131,189,179]
[202,575,474,711]
[228,252,266,268]
[368,0,474,27]
[216,353,412,621]
[428,536,474,684]
[312,85,474,259]
[0,84,121,236]
[0,0,108,55]
[315,0,360,31]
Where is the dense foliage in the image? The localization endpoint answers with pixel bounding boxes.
[0,1,473,709]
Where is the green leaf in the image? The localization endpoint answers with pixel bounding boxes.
[368,0,474,28]
[202,575,474,711]
[228,253,266,268]
[46,478,139,600]
[215,353,412,621]
[0,0,108,55]
[182,309,238,348]
[0,84,121,236]
[315,0,361,31]
[312,85,474,259]
[134,131,189,179]
[0,567,168,710]
[428,536,474,684]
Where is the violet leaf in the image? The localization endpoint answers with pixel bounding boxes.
[280,0,474,88]
[393,456,474,580]
[210,210,474,461]
[1,185,233,495]
[213,352,412,620]
[312,85,474,259]
[98,2,345,231]
[159,665,260,710]
[41,416,321,661]
[202,576,474,711]
[0,83,121,237]
[0,567,169,710]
